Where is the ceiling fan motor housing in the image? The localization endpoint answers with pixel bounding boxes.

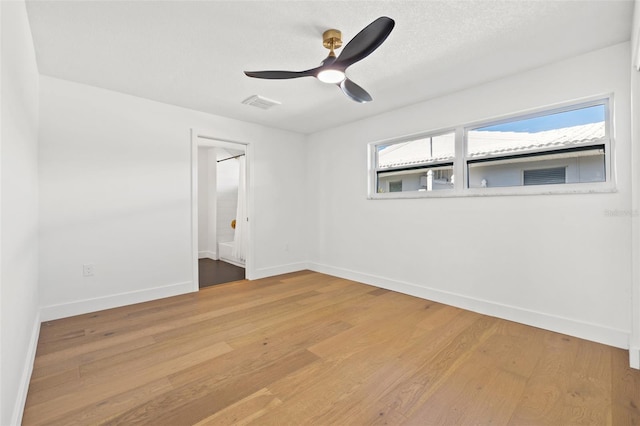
[322,29,342,51]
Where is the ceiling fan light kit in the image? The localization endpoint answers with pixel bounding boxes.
[244,16,395,103]
[317,69,345,84]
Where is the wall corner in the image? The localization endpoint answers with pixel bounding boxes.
[631,345,640,369]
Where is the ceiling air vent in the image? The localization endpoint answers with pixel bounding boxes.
[241,95,281,110]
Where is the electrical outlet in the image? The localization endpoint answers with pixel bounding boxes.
[83,264,95,277]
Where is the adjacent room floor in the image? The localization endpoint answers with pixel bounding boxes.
[198,258,245,288]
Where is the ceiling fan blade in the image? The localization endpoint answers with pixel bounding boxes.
[244,68,318,79]
[339,78,373,103]
[334,17,395,69]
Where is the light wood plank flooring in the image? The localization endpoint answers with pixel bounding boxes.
[24,271,640,425]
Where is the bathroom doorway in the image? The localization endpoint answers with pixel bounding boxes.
[191,132,251,290]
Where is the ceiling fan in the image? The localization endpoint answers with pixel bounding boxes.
[244,17,395,103]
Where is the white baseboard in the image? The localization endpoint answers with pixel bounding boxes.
[40,281,194,321]
[220,258,245,268]
[11,310,41,426]
[249,262,309,280]
[198,250,217,260]
[631,346,640,369]
[308,262,629,350]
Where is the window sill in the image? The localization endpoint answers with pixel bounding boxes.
[368,182,617,199]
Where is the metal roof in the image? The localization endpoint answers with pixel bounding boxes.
[378,122,605,169]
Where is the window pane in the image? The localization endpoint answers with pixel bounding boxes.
[467,147,605,188]
[377,165,454,193]
[467,104,606,188]
[378,133,455,170]
[375,132,455,194]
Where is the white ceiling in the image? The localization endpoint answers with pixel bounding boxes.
[25,0,633,135]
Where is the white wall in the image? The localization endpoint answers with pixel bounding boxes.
[630,0,640,368]
[216,148,241,245]
[38,76,307,320]
[0,1,41,424]
[198,148,209,254]
[197,147,217,259]
[307,42,632,349]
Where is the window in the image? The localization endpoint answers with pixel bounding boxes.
[466,102,607,189]
[369,97,613,198]
[389,181,403,192]
[523,167,566,186]
[374,132,455,194]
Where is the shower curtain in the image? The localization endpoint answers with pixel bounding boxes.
[232,155,247,261]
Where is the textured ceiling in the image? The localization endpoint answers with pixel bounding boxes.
[26,0,633,135]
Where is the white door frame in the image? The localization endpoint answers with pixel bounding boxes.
[190,129,254,291]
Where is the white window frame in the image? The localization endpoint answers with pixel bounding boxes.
[369,128,459,199]
[368,95,616,199]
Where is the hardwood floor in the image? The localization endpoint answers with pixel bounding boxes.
[23,271,640,425]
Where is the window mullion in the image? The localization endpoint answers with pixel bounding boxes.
[454,126,465,194]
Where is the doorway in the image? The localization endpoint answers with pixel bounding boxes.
[198,258,245,288]
[191,131,251,290]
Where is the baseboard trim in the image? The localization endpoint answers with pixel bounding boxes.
[11,310,41,426]
[308,262,629,350]
[219,257,246,268]
[249,262,308,280]
[631,346,640,369]
[40,281,194,321]
[198,250,217,260]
